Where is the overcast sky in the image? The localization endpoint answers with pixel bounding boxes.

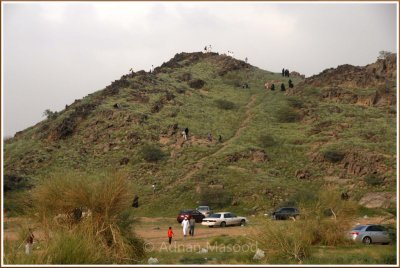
[2,2,397,137]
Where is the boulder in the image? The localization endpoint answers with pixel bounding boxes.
[148,257,159,264]
[253,249,265,260]
[359,192,396,208]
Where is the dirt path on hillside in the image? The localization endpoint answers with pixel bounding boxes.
[169,95,257,187]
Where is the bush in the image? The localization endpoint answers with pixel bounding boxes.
[275,106,300,123]
[199,188,232,208]
[259,135,277,148]
[256,221,312,263]
[215,99,236,110]
[323,150,345,163]
[28,171,145,264]
[255,189,357,263]
[287,97,304,108]
[364,174,384,186]
[188,79,205,89]
[140,144,165,162]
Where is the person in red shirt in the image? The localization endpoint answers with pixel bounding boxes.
[167,226,174,244]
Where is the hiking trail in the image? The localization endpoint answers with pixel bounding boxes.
[169,94,257,188]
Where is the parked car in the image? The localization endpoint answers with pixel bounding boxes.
[177,210,205,223]
[202,212,247,227]
[196,206,213,217]
[272,207,300,220]
[348,224,391,245]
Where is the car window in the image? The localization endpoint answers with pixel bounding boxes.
[366,226,380,231]
[373,225,386,232]
[209,213,221,218]
[224,213,231,218]
[352,225,365,231]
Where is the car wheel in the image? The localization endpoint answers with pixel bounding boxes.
[240,219,246,226]
[208,226,214,228]
[362,236,372,245]
[220,221,226,228]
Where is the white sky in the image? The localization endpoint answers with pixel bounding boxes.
[2,1,398,137]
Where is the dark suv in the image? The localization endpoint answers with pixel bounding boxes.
[177,210,205,223]
[272,207,300,220]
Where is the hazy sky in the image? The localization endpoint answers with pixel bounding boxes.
[2,2,397,137]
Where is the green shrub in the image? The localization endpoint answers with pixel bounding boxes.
[323,150,345,163]
[199,188,233,208]
[29,171,145,264]
[259,135,277,148]
[364,174,384,186]
[215,99,236,110]
[46,232,107,264]
[287,97,304,108]
[275,106,300,123]
[381,254,396,264]
[179,256,207,264]
[140,144,165,162]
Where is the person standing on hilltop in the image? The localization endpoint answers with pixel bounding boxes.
[245,57,248,63]
[282,68,285,77]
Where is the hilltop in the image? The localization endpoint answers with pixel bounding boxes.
[4,51,397,218]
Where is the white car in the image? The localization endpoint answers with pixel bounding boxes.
[201,212,247,227]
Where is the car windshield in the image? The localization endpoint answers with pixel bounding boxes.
[208,213,221,218]
[198,206,209,210]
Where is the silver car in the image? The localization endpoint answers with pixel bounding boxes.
[202,212,247,227]
[348,224,391,245]
[196,206,213,217]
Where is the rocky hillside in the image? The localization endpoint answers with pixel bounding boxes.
[3,52,397,217]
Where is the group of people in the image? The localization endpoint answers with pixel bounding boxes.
[282,68,290,77]
[264,79,294,91]
[204,45,213,53]
[167,216,196,245]
[207,133,223,143]
[182,128,189,141]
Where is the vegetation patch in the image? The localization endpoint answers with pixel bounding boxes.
[364,173,384,186]
[215,99,236,110]
[275,106,300,123]
[323,150,345,163]
[140,144,165,162]
[258,135,277,148]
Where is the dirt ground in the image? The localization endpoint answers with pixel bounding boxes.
[4,214,395,248]
[135,217,255,251]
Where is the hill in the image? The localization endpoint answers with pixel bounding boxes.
[3,51,397,218]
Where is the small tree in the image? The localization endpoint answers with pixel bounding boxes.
[378,51,391,60]
[43,109,58,120]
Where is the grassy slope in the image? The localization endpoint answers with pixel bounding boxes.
[3,53,396,218]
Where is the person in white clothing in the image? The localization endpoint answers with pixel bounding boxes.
[181,217,189,237]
